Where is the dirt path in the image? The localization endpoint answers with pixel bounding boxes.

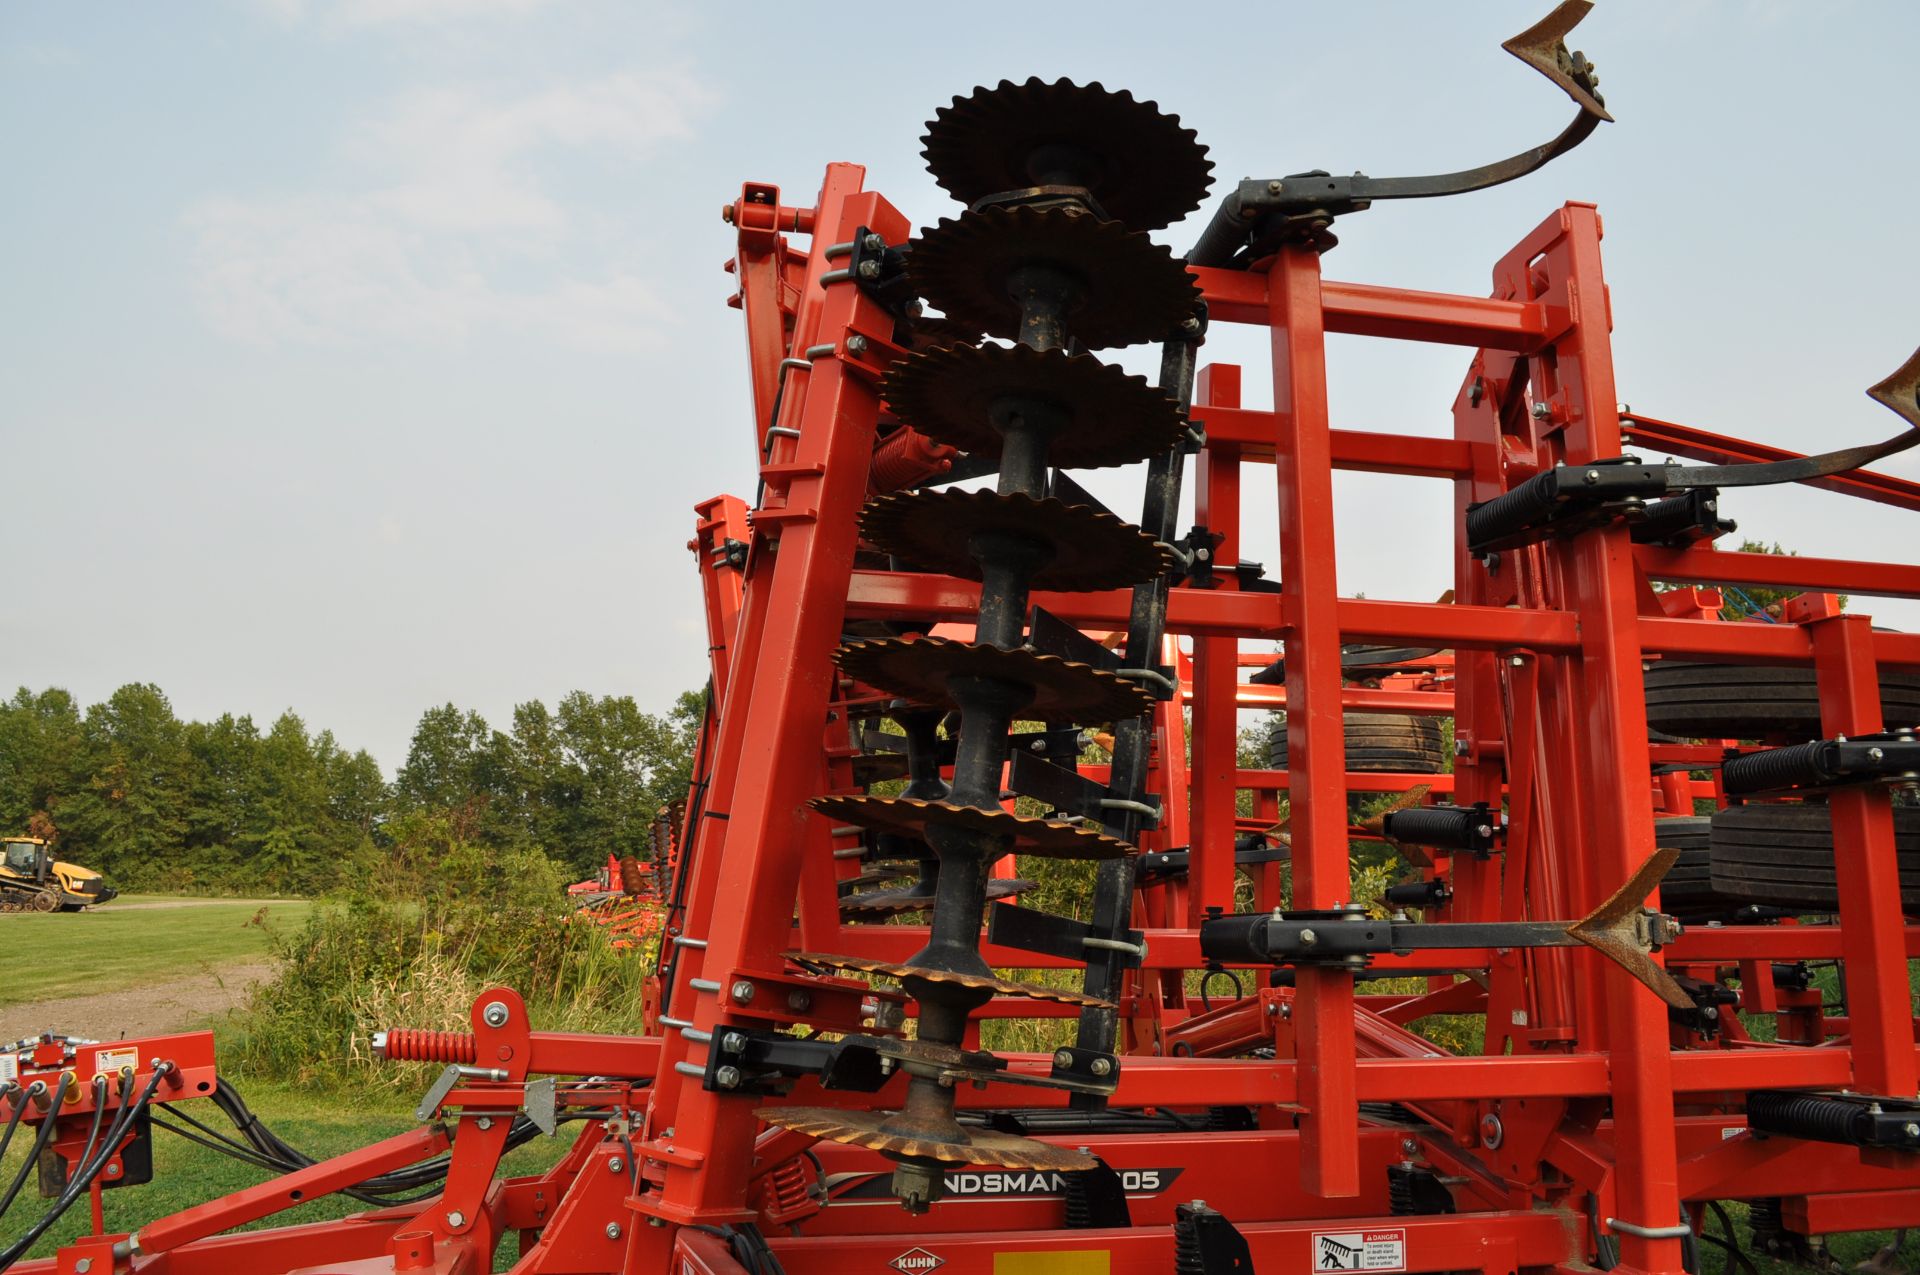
[0,959,278,1043]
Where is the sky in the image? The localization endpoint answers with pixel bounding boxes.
[3,1,1918,771]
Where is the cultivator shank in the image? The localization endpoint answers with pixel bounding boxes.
[18,5,1920,1274]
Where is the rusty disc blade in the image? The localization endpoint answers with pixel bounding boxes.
[904,314,983,352]
[836,635,1152,725]
[810,794,1135,862]
[922,78,1213,231]
[840,876,1032,917]
[909,206,1200,350]
[786,952,1113,1009]
[838,864,920,890]
[860,489,1171,592]
[881,342,1185,471]
[758,1106,1096,1172]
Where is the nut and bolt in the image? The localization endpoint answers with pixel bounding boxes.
[1401,1137,1419,1156]
[1267,180,1284,195]
[715,1065,743,1089]
[481,1001,510,1028]
[1584,469,1601,484]
[1511,655,1526,667]
[447,1210,467,1228]
[606,1222,624,1240]
[1532,401,1552,420]
[861,232,885,252]
[1298,928,1318,947]
[787,990,812,1013]
[475,1116,494,1131]
[720,1032,748,1054]
[855,259,881,280]
[1905,1122,1920,1138]
[1870,747,1886,762]
[1053,1049,1075,1068]
[846,334,869,354]
[1089,1057,1113,1077]
[730,980,756,1005]
[609,1157,625,1173]
[1480,1113,1504,1149]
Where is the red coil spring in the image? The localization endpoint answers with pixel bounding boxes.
[380,1029,477,1064]
[754,1154,822,1225]
[869,426,957,493]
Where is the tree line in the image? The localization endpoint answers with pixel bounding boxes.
[0,683,704,896]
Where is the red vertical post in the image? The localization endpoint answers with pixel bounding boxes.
[1190,363,1244,924]
[1537,204,1684,1274]
[1267,243,1359,1197]
[1811,614,1917,1098]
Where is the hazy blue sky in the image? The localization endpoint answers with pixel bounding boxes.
[4,1,1917,770]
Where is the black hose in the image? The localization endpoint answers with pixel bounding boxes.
[0,1068,165,1272]
[0,1073,71,1222]
[0,1085,29,1186]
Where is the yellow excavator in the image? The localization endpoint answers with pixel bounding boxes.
[0,836,118,913]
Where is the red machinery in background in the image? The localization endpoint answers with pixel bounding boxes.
[13,3,1920,1272]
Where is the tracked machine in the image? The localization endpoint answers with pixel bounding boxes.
[11,3,1920,1272]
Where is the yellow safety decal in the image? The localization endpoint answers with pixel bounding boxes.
[994,1251,1110,1275]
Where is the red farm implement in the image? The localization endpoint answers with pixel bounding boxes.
[9,3,1920,1272]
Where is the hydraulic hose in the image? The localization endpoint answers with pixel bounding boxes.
[0,1073,71,1223]
[0,1068,164,1272]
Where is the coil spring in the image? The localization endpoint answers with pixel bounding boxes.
[756,1155,819,1224]
[1722,741,1833,795]
[380,1029,478,1064]
[1172,1205,1206,1275]
[1388,1164,1416,1216]
[1746,1091,1866,1144]
[869,426,957,493]
[1465,468,1566,549]
[1383,805,1483,850]
[1063,1171,1093,1229]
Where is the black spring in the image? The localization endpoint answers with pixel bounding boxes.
[1722,741,1833,795]
[1388,1166,1416,1216]
[1172,1205,1205,1275]
[1383,805,1488,851]
[1746,1091,1866,1144]
[1062,1172,1092,1229]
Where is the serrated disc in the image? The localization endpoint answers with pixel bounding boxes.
[810,794,1135,861]
[860,489,1170,592]
[835,636,1151,725]
[882,343,1184,470]
[786,952,1112,1009]
[922,78,1213,231]
[909,206,1199,350]
[758,1106,1096,1171]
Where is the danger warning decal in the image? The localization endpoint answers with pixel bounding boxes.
[1311,1228,1407,1273]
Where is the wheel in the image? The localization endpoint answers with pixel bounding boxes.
[1709,803,1920,913]
[1650,816,1740,921]
[30,890,58,913]
[1644,661,1920,740]
[1268,712,1448,780]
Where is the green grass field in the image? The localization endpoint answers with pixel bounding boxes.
[0,896,313,1006]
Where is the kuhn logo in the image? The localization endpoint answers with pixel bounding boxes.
[890,1249,945,1273]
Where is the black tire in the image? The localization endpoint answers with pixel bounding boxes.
[1644,661,1920,740]
[1709,803,1920,913]
[1268,712,1448,777]
[1651,816,1735,922]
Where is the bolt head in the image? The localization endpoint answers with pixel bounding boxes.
[856,259,881,280]
[846,334,868,353]
[1905,1122,1919,1138]
[1510,655,1525,667]
[1298,927,1318,946]
[1870,747,1886,762]
[1532,401,1551,419]
[730,980,756,1004]
[715,1065,743,1089]
[1266,179,1283,195]
[606,1222,624,1240]
[1052,1049,1074,1068]
[721,1032,748,1054]
[787,990,812,1013]
[475,1116,494,1131]
[1089,1057,1113,1077]
[1401,1137,1419,1156]
[482,1001,510,1028]
[609,1156,625,1172]
[862,232,885,252]
[447,1210,467,1228]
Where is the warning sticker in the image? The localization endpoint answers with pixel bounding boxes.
[0,1055,16,1086]
[1312,1228,1407,1273]
[93,1047,138,1080]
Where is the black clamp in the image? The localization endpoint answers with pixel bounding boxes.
[1629,488,1736,548]
[841,226,916,322]
[702,1028,890,1097]
[1048,1046,1121,1091]
[1722,729,1920,797]
[1180,526,1226,587]
[1383,878,1452,909]
[1668,974,1738,1038]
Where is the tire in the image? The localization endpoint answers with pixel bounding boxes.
[1268,712,1448,777]
[30,891,57,913]
[1650,816,1735,921]
[1644,661,1920,740]
[1709,803,1920,913]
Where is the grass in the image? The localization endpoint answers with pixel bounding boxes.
[0,1078,574,1270]
[0,897,314,1007]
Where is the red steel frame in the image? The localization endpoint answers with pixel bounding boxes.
[26,175,1920,1275]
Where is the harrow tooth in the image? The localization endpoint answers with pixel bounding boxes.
[921,76,1213,231]
[810,794,1136,861]
[1501,0,1612,120]
[835,635,1154,724]
[881,342,1185,471]
[1868,344,1920,432]
[1566,846,1695,1010]
[859,489,1173,592]
[909,205,1200,350]
[757,1106,1096,1173]
[785,953,1115,1009]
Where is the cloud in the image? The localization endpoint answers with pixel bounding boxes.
[186,72,709,351]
